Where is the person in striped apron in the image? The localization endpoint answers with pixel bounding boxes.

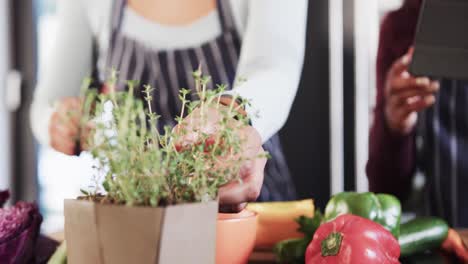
[367,0,468,227]
[31,0,307,210]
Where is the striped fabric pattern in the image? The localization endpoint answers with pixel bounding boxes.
[419,79,468,227]
[93,0,297,201]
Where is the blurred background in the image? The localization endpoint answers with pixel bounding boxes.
[0,0,403,233]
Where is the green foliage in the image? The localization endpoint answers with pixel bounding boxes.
[274,211,323,264]
[274,238,309,264]
[296,210,323,240]
[79,69,259,207]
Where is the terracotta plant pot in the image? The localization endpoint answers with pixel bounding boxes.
[64,199,218,264]
[216,210,258,264]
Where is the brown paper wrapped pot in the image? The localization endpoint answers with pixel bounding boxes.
[64,199,218,264]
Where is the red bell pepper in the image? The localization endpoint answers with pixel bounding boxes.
[305,214,400,264]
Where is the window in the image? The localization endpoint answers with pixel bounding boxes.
[0,1,11,191]
[36,0,94,233]
[379,0,403,17]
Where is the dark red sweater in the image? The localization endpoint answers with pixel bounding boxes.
[366,0,422,201]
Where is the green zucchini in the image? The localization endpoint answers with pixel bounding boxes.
[274,238,309,264]
[399,217,449,257]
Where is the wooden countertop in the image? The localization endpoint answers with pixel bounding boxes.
[48,229,468,264]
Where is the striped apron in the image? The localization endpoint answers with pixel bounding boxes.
[92,0,297,201]
[419,80,468,227]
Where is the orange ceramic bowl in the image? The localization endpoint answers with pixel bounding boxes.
[216,210,258,264]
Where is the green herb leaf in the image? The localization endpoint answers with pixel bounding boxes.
[274,238,309,264]
[296,210,323,239]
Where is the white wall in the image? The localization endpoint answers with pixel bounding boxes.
[331,0,394,194]
[0,1,11,190]
[329,0,344,195]
[354,0,380,192]
[354,0,402,192]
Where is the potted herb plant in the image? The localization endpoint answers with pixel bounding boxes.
[64,70,259,264]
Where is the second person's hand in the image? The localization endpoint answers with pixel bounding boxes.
[384,49,440,135]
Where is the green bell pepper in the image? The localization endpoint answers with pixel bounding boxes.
[323,192,401,238]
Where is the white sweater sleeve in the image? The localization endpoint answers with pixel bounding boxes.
[230,0,308,143]
[30,0,94,147]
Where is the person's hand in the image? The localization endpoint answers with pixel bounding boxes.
[49,97,82,155]
[217,124,266,213]
[384,48,440,135]
[173,106,266,213]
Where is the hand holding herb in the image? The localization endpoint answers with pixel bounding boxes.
[76,68,268,208]
[173,105,266,212]
[216,125,265,212]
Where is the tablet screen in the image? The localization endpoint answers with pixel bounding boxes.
[409,0,468,80]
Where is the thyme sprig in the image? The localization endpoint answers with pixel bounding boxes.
[79,69,262,206]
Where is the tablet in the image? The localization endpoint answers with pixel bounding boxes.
[409,0,468,80]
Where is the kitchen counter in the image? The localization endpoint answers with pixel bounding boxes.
[48,230,468,263]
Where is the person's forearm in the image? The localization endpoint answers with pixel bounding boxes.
[367,108,416,200]
[227,0,307,142]
[367,11,419,201]
[229,65,302,142]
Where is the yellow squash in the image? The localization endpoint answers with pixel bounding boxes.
[246,199,314,248]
